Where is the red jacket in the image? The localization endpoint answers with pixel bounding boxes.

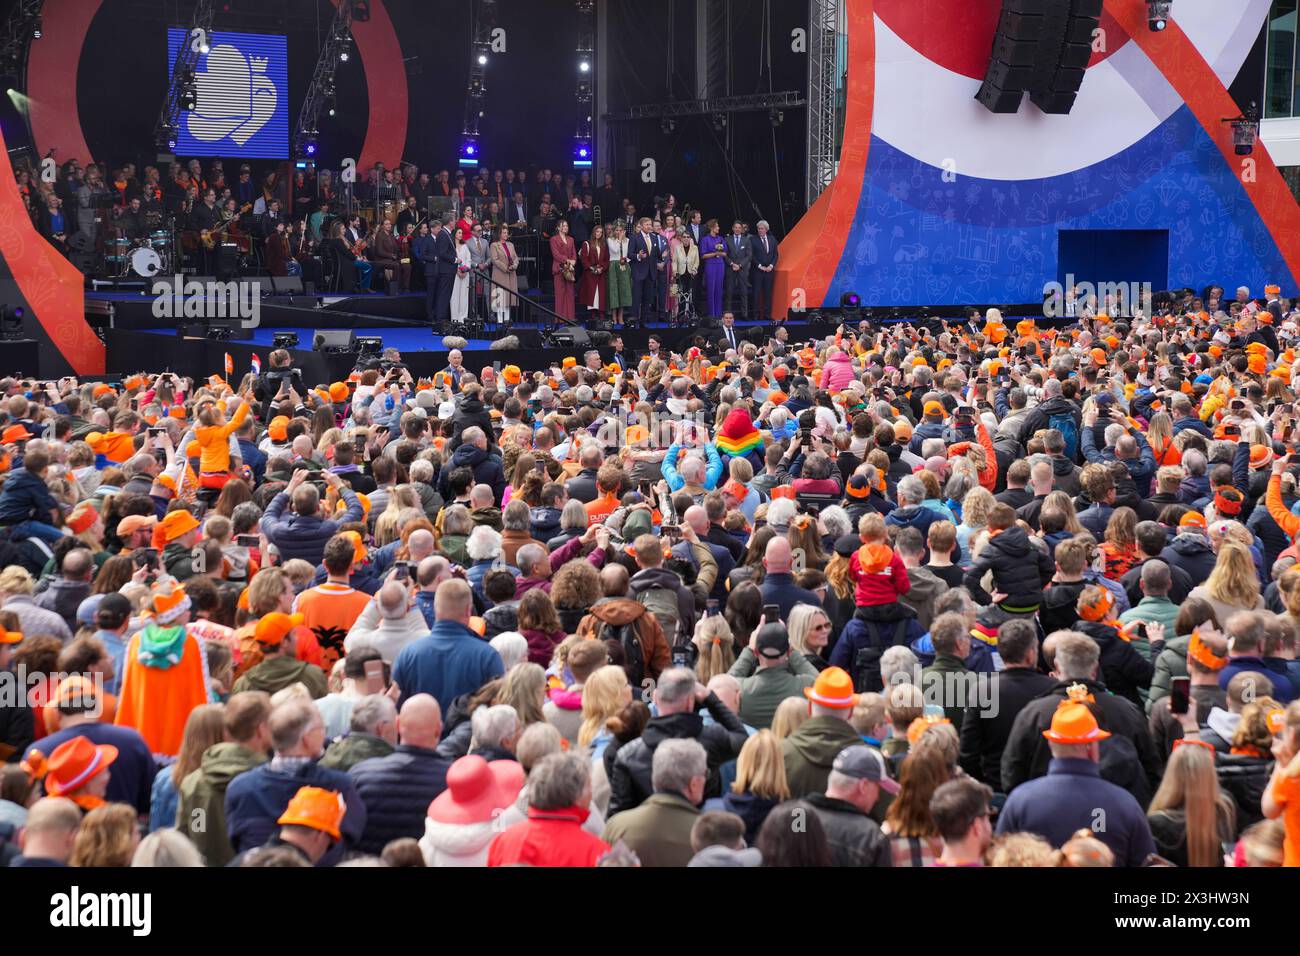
[487,807,610,867]
[848,543,911,608]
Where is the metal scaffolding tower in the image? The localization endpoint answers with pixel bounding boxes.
[293,0,358,159]
[154,0,215,149]
[805,0,841,206]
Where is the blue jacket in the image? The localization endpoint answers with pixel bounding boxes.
[758,573,823,621]
[224,760,367,867]
[0,468,60,525]
[1081,426,1156,495]
[438,443,506,503]
[1172,416,1214,439]
[238,438,267,486]
[348,744,452,854]
[661,442,723,492]
[1219,656,1296,704]
[884,504,941,542]
[829,612,926,677]
[29,722,156,816]
[261,487,364,566]
[907,421,946,457]
[997,758,1155,866]
[391,620,506,712]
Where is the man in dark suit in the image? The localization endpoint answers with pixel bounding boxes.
[629,218,660,327]
[711,311,742,356]
[751,220,779,322]
[653,226,670,316]
[687,211,703,246]
[508,192,528,228]
[431,218,458,329]
[610,333,633,371]
[724,221,753,320]
[565,197,591,247]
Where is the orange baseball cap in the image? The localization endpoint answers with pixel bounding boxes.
[1090,348,1107,366]
[1,424,32,444]
[158,508,199,543]
[268,416,290,442]
[923,400,945,419]
[1179,511,1207,530]
[329,382,350,403]
[277,786,346,841]
[255,612,304,647]
[893,420,913,441]
[0,628,21,645]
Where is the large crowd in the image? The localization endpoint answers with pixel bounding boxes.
[4,290,1300,868]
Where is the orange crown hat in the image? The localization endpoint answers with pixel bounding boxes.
[25,736,118,797]
[277,786,346,841]
[1179,511,1207,530]
[255,612,304,647]
[803,666,858,709]
[151,583,191,625]
[1042,697,1111,744]
[906,714,952,746]
[1248,353,1267,375]
[769,485,797,501]
[797,347,817,369]
[1250,444,1273,469]
[66,502,99,535]
[1188,627,1228,672]
[1076,587,1114,623]
[328,382,350,403]
[268,416,290,442]
[502,365,522,385]
[340,530,367,565]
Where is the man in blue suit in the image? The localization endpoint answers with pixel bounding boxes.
[414,226,438,323]
[628,217,660,328]
[724,221,753,320]
[751,220,779,322]
[431,218,458,331]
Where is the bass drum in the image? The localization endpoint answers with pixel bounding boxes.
[130,246,162,277]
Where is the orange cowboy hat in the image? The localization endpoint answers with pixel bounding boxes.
[26,736,118,797]
[1042,698,1111,744]
[277,786,347,841]
[803,666,857,709]
[1,424,32,445]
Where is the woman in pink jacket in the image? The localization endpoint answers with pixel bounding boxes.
[820,348,856,393]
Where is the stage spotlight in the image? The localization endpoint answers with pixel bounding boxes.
[579,60,590,73]
[1,305,25,340]
[572,138,593,168]
[478,53,488,65]
[32,18,42,38]
[168,138,177,150]
[1147,0,1171,31]
[840,292,861,308]
[272,332,300,349]
[339,48,350,62]
[459,135,480,167]
[326,96,336,117]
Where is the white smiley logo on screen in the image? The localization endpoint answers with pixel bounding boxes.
[187,44,279,146]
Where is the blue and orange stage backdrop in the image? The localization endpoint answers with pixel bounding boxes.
[776,0,1300,313]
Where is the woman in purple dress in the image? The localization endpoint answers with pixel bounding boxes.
[701,218,727,319]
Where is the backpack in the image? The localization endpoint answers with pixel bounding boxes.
[637,586,683,646]
[1047,409,1079,461]
[850,618,911,693]
[599,617,646,687]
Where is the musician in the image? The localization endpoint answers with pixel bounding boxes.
[490,169,508,207]
[508,192,528,229]
[345,214,366,247]
[317,168,337,207]
[190,188,220,234]
[252,172,278,215]
[259,199,283,238]
[396,196,421,234]
[329,220,372,292]
[412,172,432,215]
[235,164,256,204]
[114,196,149,243]
[369,219,407,294]
[481,201,502,233]
[292,171,314,220]
[375,169,403,204]
[308,201,332,245]
[264,220,300,278]
[292,220,325,289]
[434,170,453,198]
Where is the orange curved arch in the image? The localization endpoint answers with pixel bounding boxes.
[775,0,875,317]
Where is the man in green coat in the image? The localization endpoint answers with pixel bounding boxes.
[920,613,973,732]
[783,666,864,798]
[231,612,329,699]
[602,738,704,867]
[176,691,271,866]
[727,623,817,730]
[319,694,398,771]
[1118,560,1179,664]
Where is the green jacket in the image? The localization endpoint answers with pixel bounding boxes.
[921,653,971,730]
[1119,597,1180,661]
[602,793,700,867]
[177,742,268,866]
[728,647,817,731]
[319,732,396,772]
[782,716,862,799]
[163,541,197,581]
[231,655,328,699]
[1148,633,1190,714]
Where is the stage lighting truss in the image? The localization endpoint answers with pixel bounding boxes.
[294,0,360,160]
[154,0,213,148]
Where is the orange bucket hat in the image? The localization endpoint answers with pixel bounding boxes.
[277,786,346,841]
[328,382,350,403]
[1042,695,1111,744]
[803,666,858,709]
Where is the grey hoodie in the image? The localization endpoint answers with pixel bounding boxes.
[901,565,945,631]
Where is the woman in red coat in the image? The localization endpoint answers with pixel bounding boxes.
[550,218,577,321]
[578,223,609,321]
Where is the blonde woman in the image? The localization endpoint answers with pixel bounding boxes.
[1188,542,1263,625]
[786,604,832,672]
[703,729,790,844]
[1146,412,1181,467]
[1149,737,1237,867]
[770,696,809,739]
[373,485,421,546]
[71,803,140,867]
[1043,490,1085,534]
[495,661,547,727]
[578,664,632,761]
[693,615,737,684]
[956,487,995,561]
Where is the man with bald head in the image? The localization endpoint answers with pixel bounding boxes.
[36,547,95,632]
[391,578,503,710]
[672,505,735,602]
[759,537,822,621]
[469,482,503,531]
[413,555,452,626]
[1081,400,1157,496]
[348,693,451,853]
[407,528,437,565]
[1016,458,1056,530]
[344,578,431,662]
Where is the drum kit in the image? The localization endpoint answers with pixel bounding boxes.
[105,230,174,279]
